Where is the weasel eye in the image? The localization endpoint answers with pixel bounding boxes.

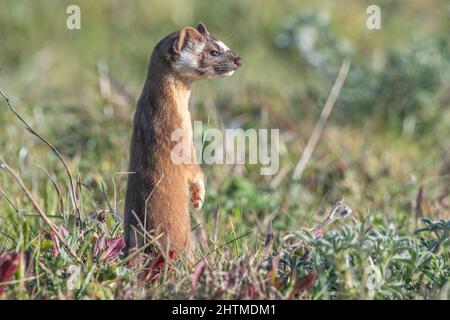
[209,50,220,57]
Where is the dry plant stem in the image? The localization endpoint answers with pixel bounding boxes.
[36,164,64,214]
[292,59,351,181]
[0,158,82,263]
[308,201,352,236]
[213,206,220,245]
[263,219,273,258]
[192,213,208,250]
[0,88,81,221]
[310,217,333,235]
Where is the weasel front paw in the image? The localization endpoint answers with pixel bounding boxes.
[190,178,205,210]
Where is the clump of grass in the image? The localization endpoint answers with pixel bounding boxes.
[1,169,448,300]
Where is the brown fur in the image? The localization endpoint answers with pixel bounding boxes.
[124,23,241,259]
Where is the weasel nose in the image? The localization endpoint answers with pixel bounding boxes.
[234,56,242,67]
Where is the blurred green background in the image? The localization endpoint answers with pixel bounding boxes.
[0,0,449,235]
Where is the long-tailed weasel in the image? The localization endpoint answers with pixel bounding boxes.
[124,22,242,258]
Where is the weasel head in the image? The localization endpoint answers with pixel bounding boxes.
[162,22,242,82]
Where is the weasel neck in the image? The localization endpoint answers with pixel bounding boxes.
[163,75,192,113]
[146,59,192,114]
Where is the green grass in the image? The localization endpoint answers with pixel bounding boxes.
[0,0,449,299]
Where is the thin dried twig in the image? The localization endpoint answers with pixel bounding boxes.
[0,88,81,220]
[309,200,352,238]
[36,164,64,214]
[415,185,424,227]
[263,219,273,258]
[292,60,351,181]
[0,158,82,263]
[192,212,208,250]
[213,206,220,244]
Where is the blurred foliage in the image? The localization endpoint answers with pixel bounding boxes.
[276,10,450,134]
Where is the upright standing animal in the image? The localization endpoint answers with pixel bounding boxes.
[124,22,242,259]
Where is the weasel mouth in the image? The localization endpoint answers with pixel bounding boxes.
[214,66,238,75]
[223,70,235,76]
[217,69,234,74]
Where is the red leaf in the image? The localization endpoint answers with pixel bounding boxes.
[296,272,317,291]
[191,260,206,290]
[102,237,126,261]
[94,237,126,261]
[0,252,20,293]
[312,228,323,239]
[51,224,69,257]
[247,283,256,299]
[147,251,175,282]
[288,272,317,299]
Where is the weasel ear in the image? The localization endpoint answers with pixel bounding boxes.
[196,22,209,35]
[172,27,202,54]
[173,28,188,54]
